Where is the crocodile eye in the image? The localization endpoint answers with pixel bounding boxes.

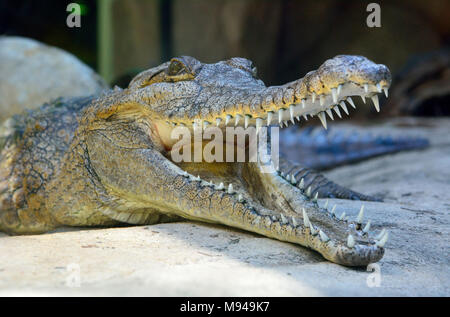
[168,59,186,76]
[228,58,258,78]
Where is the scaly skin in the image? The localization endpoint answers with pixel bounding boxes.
[0,55,391,266]
[280,126,429,170]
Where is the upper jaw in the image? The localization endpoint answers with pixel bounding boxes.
[157,55,391,131]
[156,79,390,135]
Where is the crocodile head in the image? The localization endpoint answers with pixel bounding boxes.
[87,55,391,266]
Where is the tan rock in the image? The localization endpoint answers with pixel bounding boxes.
[0,36,108,122]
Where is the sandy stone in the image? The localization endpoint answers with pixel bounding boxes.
[0,36,108,122]
[0,118,448,296]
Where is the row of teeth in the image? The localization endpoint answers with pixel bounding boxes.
[181,171,245,202]
[181,169,389,249]
[277,170,389,248]
[297,205,388,248]
[166,82,389,131]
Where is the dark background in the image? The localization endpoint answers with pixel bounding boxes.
[1,0,449,117]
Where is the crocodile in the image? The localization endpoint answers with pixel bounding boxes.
[0,55,391,266]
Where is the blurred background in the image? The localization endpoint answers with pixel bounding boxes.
[1,0,449,119]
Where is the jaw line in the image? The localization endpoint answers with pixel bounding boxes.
[154,80,389,145]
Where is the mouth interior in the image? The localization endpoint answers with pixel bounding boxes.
[159,83,389,232]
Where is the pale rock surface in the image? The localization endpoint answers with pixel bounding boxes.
[0,36,108,122]
[0,118,448,296]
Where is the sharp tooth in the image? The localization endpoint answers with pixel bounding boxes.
[317,112,327,129]
[285,173,290,180]
[267,111,273,125]
[295,116,300,122]
[356,205,364,223]
[302,114,309,121]
[375,228,386,240]
[364,83,369,93]
[299,178,305,189]
[383,87,389,98]
[228,183,234,194]
[326,109,334,120]
[309,223,317,235]
[290,174,297,185]
[319,94,325,106]
[360,95,366,104]
[319,230,330,242]
[292,217,298,227]
[371,95,380,112]
[196,175,201,181]
[330,204,336,215]
[289,105,295,124]
[376,83,382,93]
[217,182,224,190]
[301,99,306,108]
[339,212,346,220]
[182,171,189,177]
[333,106,342,118]
[244,115,251,128]
[265,217,272,227]
[280,171,285,178]
[339,101,349,115]
[306,186,312,197]
[216,118,222,126]
[312,92,316,103]
[324,199,329,208]
[302,208,310,227]
[376,231,389,247]
[225,114,232,125]
[347,234,355,248]
[331,88,338,103]
[280,213,287,224]
[347,97,356,108]
[278,109,286,124]
[312,192,318,202]
[337,84,342,96]
[203,121,210,130]
[256,118,262,133]
[363,220,371,233]
[235,114,242,126]
[238,194,244,202]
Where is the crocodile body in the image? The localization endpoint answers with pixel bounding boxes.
[280,126,429,171]
[0,55,391,266]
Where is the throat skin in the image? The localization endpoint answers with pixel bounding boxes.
[0,55,391,266]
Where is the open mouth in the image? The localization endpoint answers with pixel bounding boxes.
[153,80,390,266]
[127,55,392,266]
